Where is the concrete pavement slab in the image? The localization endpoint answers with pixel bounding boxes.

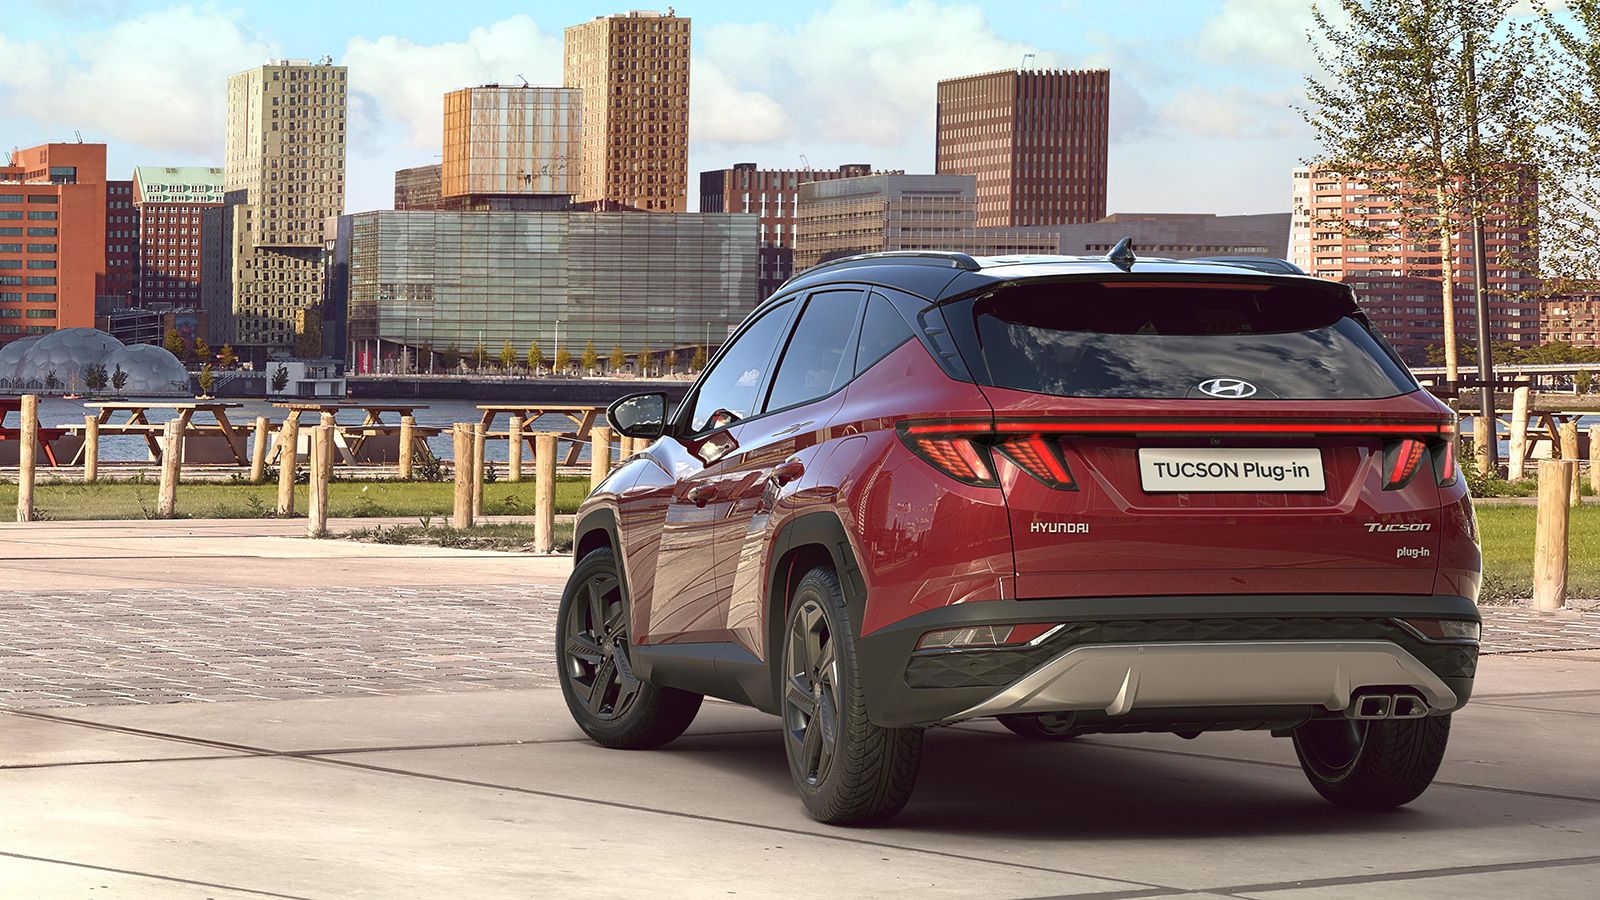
[1229,861,1600,900]
[55,690,774,752]
[0,753,1142,899]
[0,712,248,768]
[0,853,279,899]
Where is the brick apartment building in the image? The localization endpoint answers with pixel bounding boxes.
[0,143,106,345]
[936,68,1110,228]
[133,166,224,308]
[564,10,690,211]
[700,163,883,300]
[1540,295,1600,349]
[1289,165,1541,361]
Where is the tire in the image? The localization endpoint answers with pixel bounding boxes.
[997,712,1079,740]
[1292,714,1451,809]
[557,547,702,750]
[780,565,923,825]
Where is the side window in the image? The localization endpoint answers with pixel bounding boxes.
[855,292,916,375]
[687,299,795,433]
[764,290,865,413]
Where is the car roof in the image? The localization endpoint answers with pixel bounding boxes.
[774,249,1320,303]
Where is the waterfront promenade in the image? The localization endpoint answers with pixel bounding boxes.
[1,519,1598,897]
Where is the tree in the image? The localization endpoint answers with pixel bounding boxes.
[197,362,214,396]
[472,343,489,371]
[163,327,187,361]
[194,337,211,364]
[83,363,107,394]
[443,343,461,371]
[1538,2,1600,286]
[111,364,128,394]
[610,343,627,373]
[554,347,572,375]
[527,340,544,374]
[499,339,516,371]
[418,343,433,373]
[690,345,708,372]
[218,344,238,369]
[44,369,59,391]
[580,340,598,375]
[637,342,653,378]
[1302,0,1549,382]
[270,364,290,393]
[1578,368,1596,394]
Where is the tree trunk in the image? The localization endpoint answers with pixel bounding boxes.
[1437,188,1459,383]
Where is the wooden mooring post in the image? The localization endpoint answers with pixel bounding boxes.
[535,432,557,553]
[1533,459,1576,611]
[15,394,37,522]
[398,415,416,480]
[507,415,524,483]
[308,425,332,537]
[276,417,300,517]
[590,425,613,488]
[1590,424,1600,499]
[156,419,182,519]
[1507,385,1531,480]
[82,414,99,484]
[1559,421,1581,507]
[249,416,269,484]
[472,422,487,516]
[452,423,474,529]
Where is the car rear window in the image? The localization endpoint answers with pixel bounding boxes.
[949,279,1417,400]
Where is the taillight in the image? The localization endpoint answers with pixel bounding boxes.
[898,421,1077,490]
[1383,432,1459,490]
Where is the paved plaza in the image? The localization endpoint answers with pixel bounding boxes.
[1,519,1598,897]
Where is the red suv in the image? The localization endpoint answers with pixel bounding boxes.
[559,246,1482,825]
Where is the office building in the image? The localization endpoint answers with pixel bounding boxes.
[936,68,1110,228]
[564,10,690,211]
[132,166,224,309]
[104,179,137,309]
[1290,165,1540,360]
[394,164,441,210]
[0,143,107,344]
[700,162,882,300]
[442,85,580,200]
[220,58,348,351]
[331,209,757,372]
[794,173,1057,271]
[1047,212,1290,259]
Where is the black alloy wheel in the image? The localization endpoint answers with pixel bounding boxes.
[564,565,641,721]
[783,596,842,787]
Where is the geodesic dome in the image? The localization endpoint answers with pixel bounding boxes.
[101,343,191,396]
[0,335,42,384]
[12,328,126,389]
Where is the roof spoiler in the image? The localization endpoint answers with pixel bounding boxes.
[1189,256,1307,275]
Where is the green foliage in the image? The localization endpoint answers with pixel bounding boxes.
[472,343,489,370]
[1578,368,1595,394]
[610,343,627,372]
[44,369,59,391]
[554,347,572,374]
[527,340,544,373]
[443,343,461,370]
[499,339,516,371]
[690,345,708,372]
[270,364,290,392]
[83,363,108,393]
[218,344,238,369]
[580,340,598,374]
[163,327,187,360]
[194,338,211,364]
[637,342,653,377]
[111,364,128,393]
[197,362,214,396]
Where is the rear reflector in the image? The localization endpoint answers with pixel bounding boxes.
[916,625,1016,650]
[1400,618,1480,642]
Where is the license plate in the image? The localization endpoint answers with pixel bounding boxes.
[1138,448,1325,493]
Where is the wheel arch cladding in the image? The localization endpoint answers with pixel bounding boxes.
[765,511,869,697]
[574,507,619,562]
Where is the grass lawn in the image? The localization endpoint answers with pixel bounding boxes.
[0,478,591,520]
[1475,503,1600,602]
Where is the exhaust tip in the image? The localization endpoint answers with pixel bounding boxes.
[1391,693,1429,719]
[1352,694,1392,719]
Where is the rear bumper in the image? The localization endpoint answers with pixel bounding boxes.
[855,594,1479,728]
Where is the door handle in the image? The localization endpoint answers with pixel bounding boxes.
[687,484,718,507]
[770,459,806,486]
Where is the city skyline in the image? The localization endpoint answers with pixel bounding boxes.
[0,0,1334,218]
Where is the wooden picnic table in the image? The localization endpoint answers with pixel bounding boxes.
[79,400,246,464]
[272,402,434,465]
[478,404,605,466]
[0,397,70,465]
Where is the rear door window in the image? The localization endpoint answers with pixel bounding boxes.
[764,289,864,412]
[950,280,1417,400]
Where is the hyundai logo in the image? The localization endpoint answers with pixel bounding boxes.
[1198,377,1258,398]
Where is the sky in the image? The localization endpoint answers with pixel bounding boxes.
[0,0,1329,217]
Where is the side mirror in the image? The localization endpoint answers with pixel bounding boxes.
[607,392,667,440]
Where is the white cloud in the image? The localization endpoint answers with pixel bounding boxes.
[1160,85,1301,140]
[1196,0,1320,70]
[690,60,792,145]
[0,6,276,155]
[342,16,563,153]
[700,0,1059,148]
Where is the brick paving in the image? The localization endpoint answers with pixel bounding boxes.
[0,585,1595,710]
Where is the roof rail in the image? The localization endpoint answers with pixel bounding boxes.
[1188,256,1306,275]
[780,250,981,289]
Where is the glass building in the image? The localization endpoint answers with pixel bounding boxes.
[334,210,759,371]
[442,86,580,199]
